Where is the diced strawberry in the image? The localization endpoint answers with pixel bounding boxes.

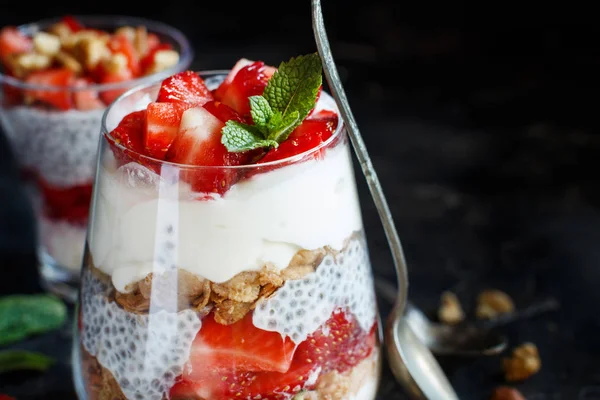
[165,106,249,194]
[257,109,338,165]
[108,109,146,164]
[202,100,246,124]
[156,70,213,106]
[39,180,93,223]
[62,15,84,32]
[73,78,104,111]
[0,27,32,61]
[294,310,377,374]
[108,34,140,77]
[144,101,191,159]
[140,43,172,74]
[24,68,74,110]
[212,58,254,100]
[214,61,275,116]
[99,67,133,105]
[146,33,161,53]
[187,312,296,377]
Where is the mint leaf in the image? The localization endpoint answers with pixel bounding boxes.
[267,110,300,142]
[249,96,273,131]
[0,294,67,346]
[0,350,55,374]
[222,121,278,152]
[263,53,322,131]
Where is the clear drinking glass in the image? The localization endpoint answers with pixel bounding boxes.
[0,16,193,301]
[73,72,381,400]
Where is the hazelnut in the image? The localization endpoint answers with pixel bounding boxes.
[476,289,515,319]
[115,26,136,43]
[438,291,465,324]
[503,342,541,382]
[145,49,179,74]
[55,51,83,74]
[490,386,526,400]
[10,52,52,77]
[103,53,128,74]
[73,36,110,69]
[133,25,148,56]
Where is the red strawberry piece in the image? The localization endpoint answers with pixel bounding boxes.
[294,310,377,374]
[108,34,140,77]
[108,109,146,164]
[24,67,74,110]
[256,109,338,165]
[212,58,254,100]
[165,106,250,194]
[202,100,246,124]
[144,101,191,159]
[156,70,213,106]
[99,67,134,105]
[61,15,84,32]
[214,61,275,116]
[146,33,161,53]
[39,179,93,224]
[0,27,32,61]
[140,43,172,74]
[73,78,104,111]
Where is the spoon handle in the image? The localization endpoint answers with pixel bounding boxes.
[311,0,409,317]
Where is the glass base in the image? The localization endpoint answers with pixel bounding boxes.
[38,249,80,303]
[72,314,87,400]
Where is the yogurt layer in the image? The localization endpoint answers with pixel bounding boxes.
[88,135,363,292]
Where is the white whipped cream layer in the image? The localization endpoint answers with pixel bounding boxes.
[88,131,363,292]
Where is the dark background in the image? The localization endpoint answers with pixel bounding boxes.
[2,1,600,399]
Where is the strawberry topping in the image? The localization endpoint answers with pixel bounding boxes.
[109,109,146,164]
[61,15,84,32]
[108,34,140,77]
[144,101,191,159]
[202,100,246,124]
[0,27,32,63]
[39,180,93,223]
[72,78,104,110]
[156,70,213,106]
[24,67,74,110]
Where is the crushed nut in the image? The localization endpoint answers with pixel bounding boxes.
[281,264,315,281]
[259,265,284,287]
[47,22,72,41]
[9,52,52,77]
[73,36,110,69]
[438,291,465,324]
[212,271,261,303]
[503,342,541,382]
[144,49,179,74]
[476,289,515,319]
[55,51,83,73]
[490,386,526,400]
[114,26,136,43]
[133,25,148,56]
[33,32,61,56]
[103,53,128,74]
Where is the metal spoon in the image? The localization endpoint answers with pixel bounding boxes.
[311,2,459,399]
[375,277,560,356]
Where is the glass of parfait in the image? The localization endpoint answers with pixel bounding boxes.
[74,55,381,400]
[0,15,193,301]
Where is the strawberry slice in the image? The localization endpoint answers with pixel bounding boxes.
[294,310,377,374]
[99,67,133,105]
[202,100,246,124]
[39,180,93,223]
[62,15,84,32]
[212,58,254,100]
[156,70,213,106]
[214,61,275,116]
[0,27,32,61]
[108,34,140,77]
[166,106,249,193]
[187,312,296,377]
[108,109,146,164]
[257,109,338,165]
[144,101,191,159]
[24,68,74,110]
[73,78,104,111]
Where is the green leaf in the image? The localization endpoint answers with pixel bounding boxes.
[267,110,300,142]
[221,121,278,152]
[0,294,67,346]
[0,350,55,374]
[248,96,273,131]
[263,53,322,131]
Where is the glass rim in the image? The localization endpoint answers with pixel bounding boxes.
[102,69,345,170]
[0,15,193,93]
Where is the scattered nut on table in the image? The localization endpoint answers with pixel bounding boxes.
[476,289,515,319]
[438,291,465,324]
[503,342,541,382]
[490,386,526,400]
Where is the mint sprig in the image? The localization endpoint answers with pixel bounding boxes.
[221,53,323,152]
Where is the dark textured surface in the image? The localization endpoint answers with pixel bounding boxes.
[2,2,600,399]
